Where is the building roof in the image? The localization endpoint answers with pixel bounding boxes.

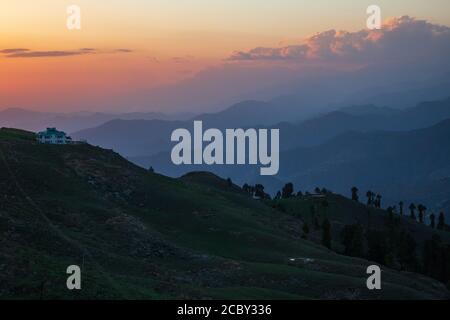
[37,128,67,137]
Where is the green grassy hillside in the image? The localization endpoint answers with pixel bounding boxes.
[0,128,448,299]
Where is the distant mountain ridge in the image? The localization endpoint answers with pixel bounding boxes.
[73,97,450,159]
[5,96,450,217]
[0,108,195,133]
[338,104,400,116]
[277,97,450,150]
[4,93,450,158]
[71,100,293,157]
[280,119,450,197]
[142,115,450,216]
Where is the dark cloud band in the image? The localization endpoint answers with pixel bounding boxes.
[0,48,133,58]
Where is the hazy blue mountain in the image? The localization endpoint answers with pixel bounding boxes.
[59,96,450,218]
[74,97,450,159]
[0,108,55,129]
[277,97,450,150]
[342,73,450,110]
[140,118,450,217]
[73,119,186,158]
[196,100,286,127]
[338,104,401,117]
[0,108,194,133]
[72,100,297,157]
[264,68,450,119]
[278,119,450,212]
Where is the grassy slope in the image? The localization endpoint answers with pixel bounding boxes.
[0,128,448,299]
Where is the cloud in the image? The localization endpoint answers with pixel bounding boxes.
[6,50,90,58]
[0,48,30,54]
[227,16,450,66]
[0,47,133,58]
[114,48,133,53]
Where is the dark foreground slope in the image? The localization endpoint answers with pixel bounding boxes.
[273,193,450,262]
[0,128,448,299]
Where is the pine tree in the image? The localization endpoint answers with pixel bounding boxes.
[409,203,417,220]
[387,206,394,221]
[437,212,445,230]
[351,187,359,202]
[399,201,404,216]
[281,183,294,199]
[366,191,373,206]
[254,184,266,198]
[430,213,436,229]
[418,204,426,224]
[322,218,332,249]
[375,194,382,208]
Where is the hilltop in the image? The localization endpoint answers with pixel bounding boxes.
[0,128,448,299]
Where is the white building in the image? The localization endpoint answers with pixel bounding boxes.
[36,128,73,144]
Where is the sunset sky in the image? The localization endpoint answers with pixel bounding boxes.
[1,0,450,112]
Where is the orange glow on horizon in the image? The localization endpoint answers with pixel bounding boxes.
[2,0,450,112]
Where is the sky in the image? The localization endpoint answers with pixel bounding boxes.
[1,0,450,112]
